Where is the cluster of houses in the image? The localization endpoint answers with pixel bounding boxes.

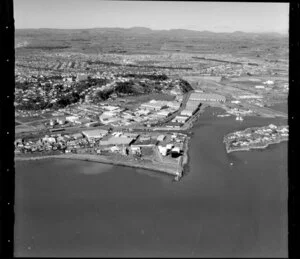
[46,61,88,71]
[16,55,89,72]
[15,71,90,110]
[15,109,48,118]
[226,124,288,149]
[15,53,193,130]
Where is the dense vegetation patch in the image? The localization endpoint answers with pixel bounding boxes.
[116,73,168,81]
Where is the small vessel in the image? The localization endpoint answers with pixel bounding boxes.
[236,115,244,121]
[174,175,181,181]
[217,114,230,118]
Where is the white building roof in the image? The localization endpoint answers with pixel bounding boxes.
[166,144,174,149]
[172,147,181,153]
[180,109,194,116]
[157,135,165,141]
[189,93,226,102]
[82,129,108,138]
[103,105,119,111]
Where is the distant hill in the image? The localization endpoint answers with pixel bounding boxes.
[15,27,288,56]
[15,27,288,38]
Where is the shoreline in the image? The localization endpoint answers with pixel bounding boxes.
[226,138,288,153]
[15,153,182,177]
[14,106,206,180]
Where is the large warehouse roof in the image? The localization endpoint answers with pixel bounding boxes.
[100,136,134,146]
[82,129,108,138]
[189,93,226,102]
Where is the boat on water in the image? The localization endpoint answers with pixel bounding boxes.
[217,114,231,118]
[236,115,244,121]
[174,175,181,182]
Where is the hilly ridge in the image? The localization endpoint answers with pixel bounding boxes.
[15,27,288,58]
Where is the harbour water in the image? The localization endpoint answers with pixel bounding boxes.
[268,102,288,114]
[15,107,288,257]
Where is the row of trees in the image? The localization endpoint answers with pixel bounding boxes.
[117,73,168,81]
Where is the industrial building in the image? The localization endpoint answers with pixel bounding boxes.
[123,133,139,139]
[99,113,122,124]
[172,115,189,123]
[140,100,180,112]
[57,118,66,125]
[82,129,108,140]
[135,109,151,116]
[100,136,134,146]
[76,73,88,81]
[158,145,168,156]
[72,133,83,139]
[130,146,141,155]
[131,137,157,147]
[170,147,181,157]
[75,118,92,125]
[263,80,274,85]
[85,121,100,127]
[66,115,79,123]
[237,95,263,99]
[166,144,174,151]
[166,101,181,109]
[156,109,173,117]
[141,100,165,111]
[180,109,195,117]
[185,100,201,107]
[103,105,122,112]
[157,135,165,142]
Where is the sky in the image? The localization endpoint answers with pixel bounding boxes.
[14,0,289,34]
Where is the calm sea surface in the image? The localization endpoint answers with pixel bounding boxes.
[15,108,288,257]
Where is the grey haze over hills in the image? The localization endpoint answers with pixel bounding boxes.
[15,26,288,57]
[15,27,287,37]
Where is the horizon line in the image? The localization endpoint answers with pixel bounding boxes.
[15,26,288,35]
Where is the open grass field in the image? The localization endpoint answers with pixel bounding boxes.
[16,116,45,123]
[26,120,48,127]
[15,125,35,134]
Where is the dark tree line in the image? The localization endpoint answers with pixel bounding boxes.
[116,73,168,81]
